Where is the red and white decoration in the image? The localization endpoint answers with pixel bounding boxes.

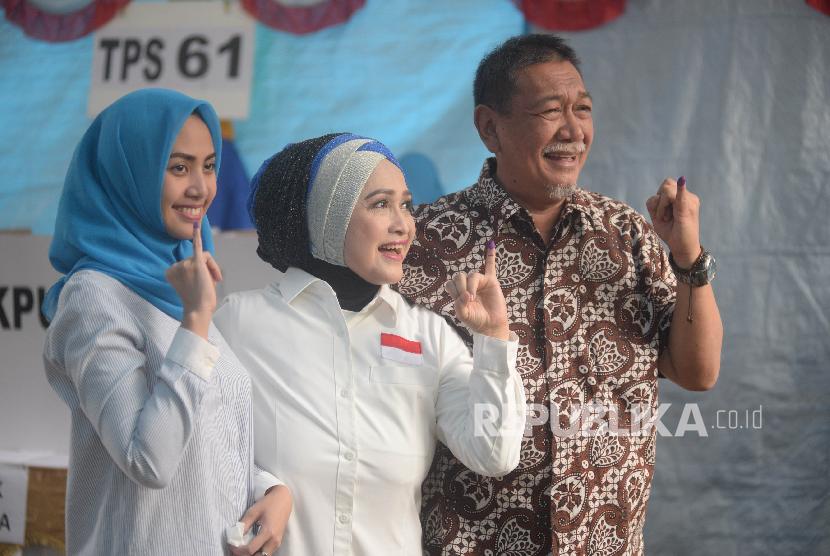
[240,0,364,35]
[513,0,626,31]
[380,333,423,366]
[2,0,130,42]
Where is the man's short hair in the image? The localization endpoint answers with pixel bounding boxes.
[474,34,582,114]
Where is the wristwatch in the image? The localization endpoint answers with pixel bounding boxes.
[669,247,717,287]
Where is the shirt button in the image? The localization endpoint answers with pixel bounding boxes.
[344,452,355,461]
[340,388,351,399]
[338,513,350,524]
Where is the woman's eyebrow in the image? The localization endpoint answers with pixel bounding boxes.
[364,188,412,200]
[169,152,216,161]
[364,188,393,199]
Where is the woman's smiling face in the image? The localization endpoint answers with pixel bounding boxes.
[343,160,415,285]
[161,115,217,240]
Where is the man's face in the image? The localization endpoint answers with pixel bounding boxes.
[487,60,593,204]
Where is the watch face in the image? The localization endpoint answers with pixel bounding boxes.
[705,256,717,281]
[691,253,716,285]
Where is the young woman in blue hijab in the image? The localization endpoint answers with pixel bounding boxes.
[42,89,290,556]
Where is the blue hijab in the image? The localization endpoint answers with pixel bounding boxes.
[43,88,222,321]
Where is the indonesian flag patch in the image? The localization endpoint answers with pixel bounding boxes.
[380,333,423,366]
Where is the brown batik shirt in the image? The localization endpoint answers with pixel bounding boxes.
[398,159,677,555]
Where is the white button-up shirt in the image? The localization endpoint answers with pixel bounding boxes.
[43,270,253,555]
[214,268,525,555]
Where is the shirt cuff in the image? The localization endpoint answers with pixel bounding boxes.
[254,468,285,500]
[165,327,220,382]
[471,331,519,375]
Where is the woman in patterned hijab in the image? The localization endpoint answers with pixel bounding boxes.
[214,132,527,554]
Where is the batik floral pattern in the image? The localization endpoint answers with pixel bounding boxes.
[399,159,676,555]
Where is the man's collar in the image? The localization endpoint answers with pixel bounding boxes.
[562,188,602,230]
[467,157,601,232]
[465,158,523,231]
[278,266,399,325]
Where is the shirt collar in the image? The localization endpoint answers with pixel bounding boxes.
[374,285,401,326]
[560,188,602,232]
[278,267,320,304]
[466,157,601,234]
[464,158,523,232]
[278,267,399,326]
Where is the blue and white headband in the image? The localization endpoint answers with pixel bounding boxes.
[306,133,401,266]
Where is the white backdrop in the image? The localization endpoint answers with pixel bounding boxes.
[551,1,829,553]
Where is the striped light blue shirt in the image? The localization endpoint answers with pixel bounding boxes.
[43,270,254,555]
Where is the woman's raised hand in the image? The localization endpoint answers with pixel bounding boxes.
[445,240,510,341]
[166,220,223,339]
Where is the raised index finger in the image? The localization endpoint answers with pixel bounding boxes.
[484,240,497,278]
[674,175,687,207]
[192,220,204,261]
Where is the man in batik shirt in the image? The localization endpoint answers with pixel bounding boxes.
[398,34,723,555]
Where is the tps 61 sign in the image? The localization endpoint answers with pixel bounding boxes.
[89,1,254,119]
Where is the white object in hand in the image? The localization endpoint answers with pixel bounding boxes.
[225,521,255,547]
